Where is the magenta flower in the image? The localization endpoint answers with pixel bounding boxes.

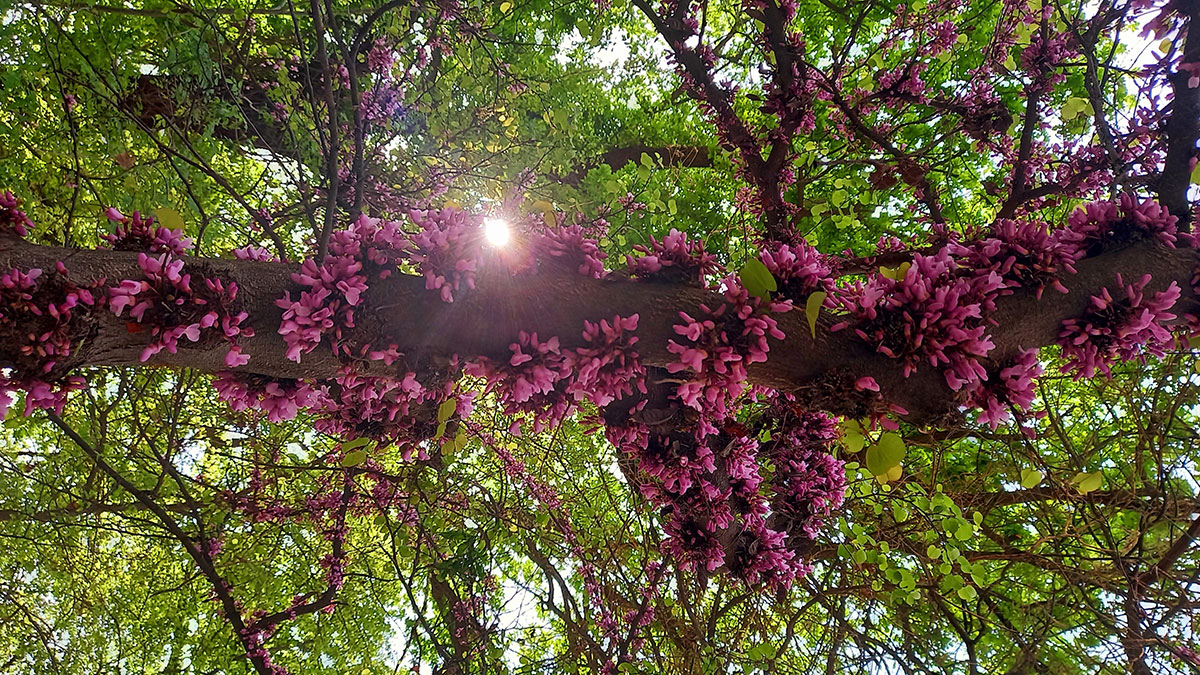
[0,191,33,238]
[626,228,720,284]
[102,209,192,255]
[111,252,252,366]
[1059,273,1180,379]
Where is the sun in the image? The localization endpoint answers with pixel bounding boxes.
[483,217,511,247]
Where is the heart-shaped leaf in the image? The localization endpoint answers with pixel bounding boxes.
[1019,468,1043,489]
[739,258,777,300]
[806,291,827,338]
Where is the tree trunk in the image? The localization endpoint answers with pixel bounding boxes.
[3,236,1194,422]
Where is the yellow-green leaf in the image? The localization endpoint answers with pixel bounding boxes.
[531,200,555,221]
[1074,471,1103,494]
[842,431,865,453]
[1062,96,1090,121]
[499,1,512,12]
[879,262,911,281]
[1020,468,1043,489]
[154,207,184,230]
[866,432,905,478]
[341,450,368,467]
[437,397,457,423]
[806,291,827,339]
[739,258,777,300]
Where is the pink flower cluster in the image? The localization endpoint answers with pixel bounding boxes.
[949,219,1078,298]
[215,365,469,456]
[0,264,96,416]
[366,37,395,73]
[822,196,1180,423]
[667,281,789,418]
[324,371,469,458]
[963,348,1043,429]
[232,245,277,262]
[724,515,797,586]
[836,249,1003,392]
[574,314,646,407]
[529,224,608,278]
[0,191,32,237]
[766,408,845,544]
[609,402,844,587]
[469,331,574,433]
[1060,193,1178,255]
[1019,22,1077,93]
[110,253,253,366]
[103,208,192,255]
[406,207,483,302]
[214,373,317,422]
[277,214,407,361]
[625,228,720,285]
[759,241,834,297]
[1058,273,1180,379]
[465,314,645,433]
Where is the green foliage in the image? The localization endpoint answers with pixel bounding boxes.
[0,1,1197,674]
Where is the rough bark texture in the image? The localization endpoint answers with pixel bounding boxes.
[2,235,1195,423]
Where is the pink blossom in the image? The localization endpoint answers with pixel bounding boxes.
[0,191,33,237]
[1059,274,1180,379]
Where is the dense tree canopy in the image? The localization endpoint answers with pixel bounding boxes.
[1,0,1200,672]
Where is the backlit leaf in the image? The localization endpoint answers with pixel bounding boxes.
[806,291,827,339]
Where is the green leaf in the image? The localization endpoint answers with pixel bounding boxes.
[1019,468,1043,489]
[437,397,458,423]
[153,207,185,230]
[957,585,977,600]
[1061,97,1090,121]
[499,0,512,12]
[879,262,911,281]
[739,258,777,300]
[953,520,974,541]
[842,431,865,454]
[805,291,827,339]
[341,450,368,467]
[341,437,371,451]
[866,433,906,478]
[1191,161,1200,185]
[1074,471,1103,494]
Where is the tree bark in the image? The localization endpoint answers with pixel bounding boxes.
[2,235,1195,423]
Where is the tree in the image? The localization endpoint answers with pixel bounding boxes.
[0,0,1199,672]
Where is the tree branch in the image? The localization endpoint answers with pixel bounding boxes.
[2,229,1196,424]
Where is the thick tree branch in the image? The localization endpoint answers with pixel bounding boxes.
[1154,0,1200,227]
[2,232,1196,424]
[555,144,712,186]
